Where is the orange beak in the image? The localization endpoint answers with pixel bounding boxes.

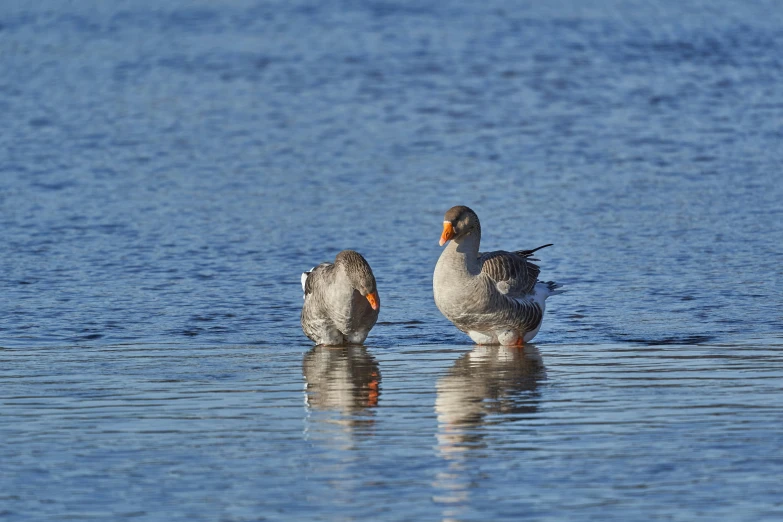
[366,291,379,310]
[439,221,455,246]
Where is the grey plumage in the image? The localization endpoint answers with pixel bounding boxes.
[478,244,551,297]
[301,250,380,345]
[433,206,561,346]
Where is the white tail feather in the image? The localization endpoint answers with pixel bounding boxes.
[531,281,563,307]
[301,266,316,298]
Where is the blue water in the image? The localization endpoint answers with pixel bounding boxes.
[1,0,782,520]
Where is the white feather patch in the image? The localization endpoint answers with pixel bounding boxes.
[301,267,316,298]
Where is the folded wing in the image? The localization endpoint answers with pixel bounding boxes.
[479,244,552,297]
[302,263,331,297]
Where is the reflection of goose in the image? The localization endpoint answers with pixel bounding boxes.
[433,345,545,512]
[303,345,380,436]
[436,345,544,435]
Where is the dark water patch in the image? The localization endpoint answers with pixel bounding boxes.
[30,180,77,191]
[28,117,53,128]
[76,333,104,341]
[620,335,716,346]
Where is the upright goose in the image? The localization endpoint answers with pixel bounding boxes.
[433,205,561,346]
[301,250,380,345]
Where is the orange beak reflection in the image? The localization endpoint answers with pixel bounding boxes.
[366,291,379,310]
[439,221,455,246]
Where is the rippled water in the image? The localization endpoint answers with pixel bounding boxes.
[4,341,783,520]
[1,0,782,520]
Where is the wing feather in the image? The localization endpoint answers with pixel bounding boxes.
[479,244,552,297]
[303,262,332,296]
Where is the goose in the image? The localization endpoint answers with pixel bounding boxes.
[301,250,380,345]
[433,205,561,346]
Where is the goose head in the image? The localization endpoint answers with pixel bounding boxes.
[439,205,481,246]
[335,250,380,310]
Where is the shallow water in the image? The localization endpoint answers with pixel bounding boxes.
[4,341,783,520]
[1,0,782,520]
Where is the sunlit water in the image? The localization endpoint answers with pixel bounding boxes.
[1,0,782,520]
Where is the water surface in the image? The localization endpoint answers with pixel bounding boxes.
[1,0,782,520]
